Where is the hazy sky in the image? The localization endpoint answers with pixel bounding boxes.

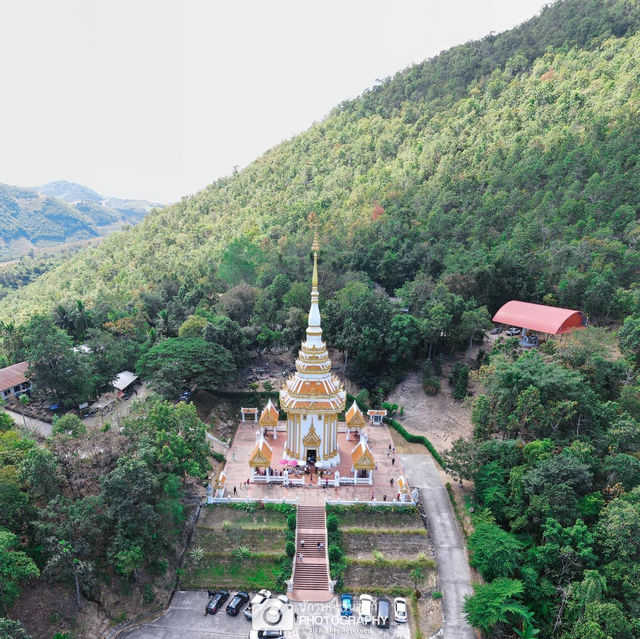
[0,0,552,203]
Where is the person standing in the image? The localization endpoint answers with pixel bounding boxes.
[299,552,303,563]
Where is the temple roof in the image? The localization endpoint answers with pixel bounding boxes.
[345,401,365,428]
[259,398,279,426]
[249,434,273,467]
[351,439,375,470]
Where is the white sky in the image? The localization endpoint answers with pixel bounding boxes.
[0,0,552,203]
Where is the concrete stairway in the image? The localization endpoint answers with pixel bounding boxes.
[291,505,331,602]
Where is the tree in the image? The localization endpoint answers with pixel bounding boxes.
[460,305,491,360]
[136,337,235,398]
[0,529,39,614]
[219,283,258,325]
[463,578,530,635]
[35,496,103,606]
[178,314,208,338]
[0,618,32,639]
[618,315,640,366]
[468,521,523,581]
[22,315,93,408]
[202,315,249,365]
[410,565,424,595]
[20,447,60,499]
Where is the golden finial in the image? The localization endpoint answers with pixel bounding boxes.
[308,212,320,253]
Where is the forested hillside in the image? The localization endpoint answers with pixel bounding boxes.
[0,182,160,261]
[2,2,640,637]
[1,0,639,327]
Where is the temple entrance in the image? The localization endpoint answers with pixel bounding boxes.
[306,449,317,464]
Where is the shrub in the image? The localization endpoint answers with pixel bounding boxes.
[373,549,385,564]
[326,514,339,532]
[286,541,295,557]
[287,513,297,531]
[212,451,226,463]
[432,591,442,599]
[233,545,251,560]
[328,545,343,562]
[51,413,86,438]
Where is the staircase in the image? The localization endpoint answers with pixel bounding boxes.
[291,505,331,602]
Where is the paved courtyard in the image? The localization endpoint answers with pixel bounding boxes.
[122,590,411,639]
[219,421,407,504]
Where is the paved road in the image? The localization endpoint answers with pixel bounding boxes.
[400,454,475,639]
[121,590,410,639]
[5,409,52,438]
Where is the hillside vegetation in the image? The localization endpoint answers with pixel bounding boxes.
[1,0,639,326]
[2,2,640,637]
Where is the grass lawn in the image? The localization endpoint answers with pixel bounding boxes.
[182,555,285,591]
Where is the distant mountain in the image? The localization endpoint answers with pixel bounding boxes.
[0,181,163,261]
[37,180,162,223]
[38,180,103,203]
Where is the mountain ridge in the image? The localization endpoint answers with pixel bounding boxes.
[0,181,162,261]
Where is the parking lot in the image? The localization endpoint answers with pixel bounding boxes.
[122,591,411,639]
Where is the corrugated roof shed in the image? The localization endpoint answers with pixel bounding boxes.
[493,301,586,335]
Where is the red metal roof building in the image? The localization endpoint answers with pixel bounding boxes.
[0,362,31,400]
[493,301,586,335]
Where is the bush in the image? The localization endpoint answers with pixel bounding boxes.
[328,544,343,562]
[286,541,295,557]
[233,545,251,560]
[51,413,86,438]
[287,513,297,531]
[326,514,339,532]
[385,417,444,468]
[422,359,441,395]
[212,451,226,463]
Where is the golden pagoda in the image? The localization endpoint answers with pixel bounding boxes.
[279,230,346,466]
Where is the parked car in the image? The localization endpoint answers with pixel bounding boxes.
[490,326,503,335]
[394,597,408,623]
[340,593,353,616]
[248,631,284,639]
[276,594,289,605]
[178,389,193,403]
[376,597,391,628]
[359,594,374,625]
[506,327,521,336]
[226,591,250,616]
[205,589,229,615]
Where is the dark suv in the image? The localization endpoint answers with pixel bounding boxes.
[205,589,229,615]
[376,597,391,628]
[226,591,250,616]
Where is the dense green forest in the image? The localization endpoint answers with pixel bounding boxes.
[445,329,640,638]
[2,0,640,636]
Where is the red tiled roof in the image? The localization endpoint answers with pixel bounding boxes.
[0,362,28,392]
[493,301,586,335]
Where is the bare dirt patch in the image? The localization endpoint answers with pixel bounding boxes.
[416,594,443,637]
[386,371,474,455]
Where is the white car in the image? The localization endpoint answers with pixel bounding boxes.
[394,597,408,622]
[359,594,374,625]
[276,594,289,605]
[251,589,272,605]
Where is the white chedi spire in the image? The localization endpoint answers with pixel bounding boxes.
[305,228,323,348]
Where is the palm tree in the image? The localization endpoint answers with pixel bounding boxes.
[73,300,90,340]
[410,566,424,597]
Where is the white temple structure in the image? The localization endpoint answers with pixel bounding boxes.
[279,232,346,467]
